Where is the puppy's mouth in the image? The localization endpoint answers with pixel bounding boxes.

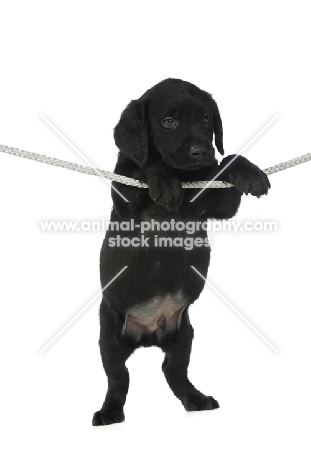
[162,156,215,171]
[186,161,212,170]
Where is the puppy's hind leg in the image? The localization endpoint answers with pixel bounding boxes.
[161,308,219,412]
[92,298,135,426]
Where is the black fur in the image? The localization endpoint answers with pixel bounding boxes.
[92,78,270,426]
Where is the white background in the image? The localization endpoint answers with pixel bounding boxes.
[0,1,310,466]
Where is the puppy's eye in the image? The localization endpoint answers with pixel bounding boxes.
[161,117,175,128]
[204,114,211,124]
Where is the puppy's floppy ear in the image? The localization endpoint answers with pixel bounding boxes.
[211,100,224,156]
[113,99,149,168]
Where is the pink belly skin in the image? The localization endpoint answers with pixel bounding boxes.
[122,290,188,341]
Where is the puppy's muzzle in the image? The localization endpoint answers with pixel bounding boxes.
[189,145,214,166]
[189,145,206,158]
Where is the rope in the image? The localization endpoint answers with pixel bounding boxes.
[1,144,311,189]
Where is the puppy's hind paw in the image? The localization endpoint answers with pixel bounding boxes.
[92,409,125,426]
[182,394,219,412]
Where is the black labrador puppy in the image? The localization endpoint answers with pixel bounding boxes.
[92,78,270,426]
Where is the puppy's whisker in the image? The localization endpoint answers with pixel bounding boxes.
[190,115,278,202]
[191,266,279,354]
[39,114,129,202]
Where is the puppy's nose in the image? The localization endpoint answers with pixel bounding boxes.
[189,146,206,158]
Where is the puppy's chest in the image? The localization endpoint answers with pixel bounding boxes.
[122,289,188,341]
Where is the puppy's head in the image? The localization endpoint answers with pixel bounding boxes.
[114,78,224,170]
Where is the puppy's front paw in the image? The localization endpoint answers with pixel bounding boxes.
[225,155,271,197]
[148,175,183,211]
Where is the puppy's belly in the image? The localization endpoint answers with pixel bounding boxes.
[123,289,188,340]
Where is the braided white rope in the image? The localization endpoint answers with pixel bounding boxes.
[1,144,311,189]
